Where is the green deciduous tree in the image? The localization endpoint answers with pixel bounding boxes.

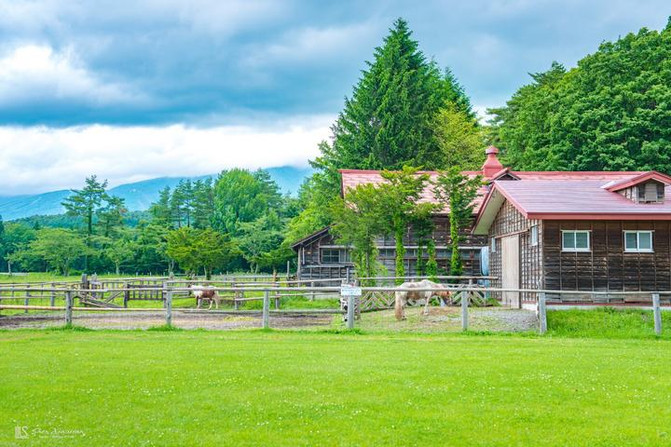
[166,227,236,279]
[213,169,282,236]
[433,104,484,170]
[105,237,135,275]
[434,168,482,276]
[376,167,433,283]
[490,21,671,173]
[331,184,386,284]
[11,228,89,276]
[236,211,286,273]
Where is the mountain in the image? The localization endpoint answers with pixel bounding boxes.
[0,166,313,221]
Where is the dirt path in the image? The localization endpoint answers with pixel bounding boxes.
[0,311,334,330]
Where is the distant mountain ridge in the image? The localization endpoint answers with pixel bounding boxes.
[0,166,312,221]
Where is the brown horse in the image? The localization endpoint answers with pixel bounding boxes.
[191,285,222,310]
[394,280,452,321]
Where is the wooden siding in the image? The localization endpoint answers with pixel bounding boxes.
[295,216,487,281]
[543,220,671,293]
[488,200,543,301]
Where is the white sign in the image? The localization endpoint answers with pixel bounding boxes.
[340,285,362,297]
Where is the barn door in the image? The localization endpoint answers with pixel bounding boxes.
[501,235,520,308]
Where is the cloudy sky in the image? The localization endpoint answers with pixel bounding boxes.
[0,0,669,194]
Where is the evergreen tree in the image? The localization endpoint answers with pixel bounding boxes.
[97,196,127,237]
[62,175,119,271]
[149,187,173,227]
[314,18,469,177]
[291,18,476,244]
[192,178,215,229]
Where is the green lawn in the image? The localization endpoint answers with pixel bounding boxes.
[1,330,669,446]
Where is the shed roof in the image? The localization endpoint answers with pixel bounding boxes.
[290,226,331,249]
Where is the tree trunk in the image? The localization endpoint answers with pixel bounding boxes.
[394,224,405,285]
[449,212,462,277]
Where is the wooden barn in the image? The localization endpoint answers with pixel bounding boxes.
[473,170,671,307]
[292,147,507,282]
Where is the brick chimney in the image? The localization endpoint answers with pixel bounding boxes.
[482,146,503,178]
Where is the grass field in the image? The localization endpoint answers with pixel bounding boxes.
[1,327,670,446]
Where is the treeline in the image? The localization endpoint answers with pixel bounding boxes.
[0,170,298,277]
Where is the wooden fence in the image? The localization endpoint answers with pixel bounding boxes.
[0,282,668,335]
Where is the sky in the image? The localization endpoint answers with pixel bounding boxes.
[0,0,669,195]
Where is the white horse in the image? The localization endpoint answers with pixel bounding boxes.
[394,280,452,321]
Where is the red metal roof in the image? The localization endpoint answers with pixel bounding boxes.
[496,178,671,217]
[604,171,671,192]
[339,169,485,214]
[472,171,671,234]
[339,169,649,214]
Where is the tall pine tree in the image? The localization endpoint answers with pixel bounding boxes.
[312,18,472,180]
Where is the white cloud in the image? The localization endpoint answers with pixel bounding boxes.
[242,22,380,68]
[0,116,333,195]
[0,44,147,107]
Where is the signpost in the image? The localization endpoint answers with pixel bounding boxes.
[341,284,362,329]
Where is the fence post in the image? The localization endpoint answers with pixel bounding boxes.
[162,281,168,309]
[347,295,355,330]
[310,281,315,301]
[652,293,662,336]
[538,292,547,334]
[123,282,129,308]
[65,291,73,326]
[263,290,270,329]
[24,285,30,314]
[165,288,173,327]
[50,282,56,307]
[461,291,469,331]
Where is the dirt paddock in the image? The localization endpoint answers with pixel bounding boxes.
[0,306,539,332]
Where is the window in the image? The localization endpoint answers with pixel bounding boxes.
[530,225,539,246]
[321,249,350,263]
[638,182,665,203]
[624,231,653,253]
[562,230,590,252]
[491,237,496,253]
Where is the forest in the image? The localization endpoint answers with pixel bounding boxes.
[1,17,671,277]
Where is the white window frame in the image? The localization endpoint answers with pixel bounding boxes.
[491,237,496,253]
[561,230,591,252]
[530,225,539,246]
[623,230,654,253]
